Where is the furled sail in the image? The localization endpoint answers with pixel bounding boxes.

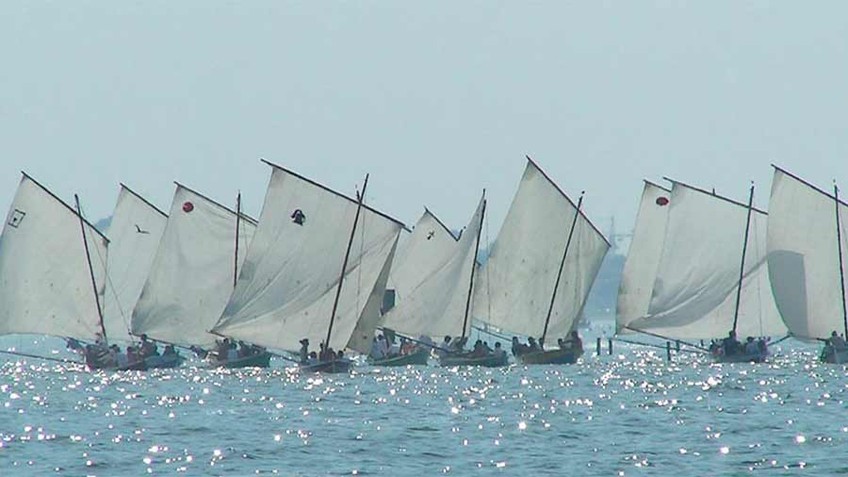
[131,184,256,348]
[628,180,786,339]
[767,166,848,340]
[616,181,670,334]
[211,162,404,354]
[101,185,167,342]
[386,209,459,305]
[473,159,610,339]
[381,194,486,341]
[0,174,108,340]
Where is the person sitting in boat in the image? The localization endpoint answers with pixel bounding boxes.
[721,330,741,356]
[190,345,208,359]
[299,339,311,363]
[127,346,140,366]
[226,342,239,362]
[400,338,417,355]
[139,334,158,359]
[215,339,231,362]
[744,337,759,355]
[370,336,386,360]
[829,331,846,351]
[307,351,318,364]
[559,331,583,353]
[66,338,84,353]
[114,345,128,368]
[163,345,177,357]
[471,339,486,357]
[527,337,540,352]
[483,341,493,354]
[337,350,345,360]
[511,337,522,356]
[437,336,452,358]
[493,342,506,359]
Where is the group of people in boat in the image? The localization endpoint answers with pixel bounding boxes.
[69,334,177,369]
[709,330,769,358]
[430,336,507,360]
[820,330,847,361]
[511,331,583,357]
[210,338,267,364]
[368,333,425,360]
[298,338,346,364]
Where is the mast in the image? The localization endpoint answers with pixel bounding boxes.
[835,182,848,338]
[541,191,584,346]
[75,194,107,344]
[324,174,369,352]
[460,192,486,343]
[731,182,755,333]
[234,191,241,289]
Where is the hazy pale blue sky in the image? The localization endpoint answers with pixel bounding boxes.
[2,1,846,245]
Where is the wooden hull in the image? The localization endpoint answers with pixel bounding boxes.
[145,354,185,369]
[439,353,509,368]
[300,358,352,373]
[369,349,430,366]
[820,347,848,364]
[712,351,767,363]
[216,352,273,369]
[518,348,582,365]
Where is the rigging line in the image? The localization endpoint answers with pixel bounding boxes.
[484,204,492,325]
[622,326,710,352]
[732,182,755,333]
[612,337,708,355]
[75,194,108,343]
[835,181,848,338]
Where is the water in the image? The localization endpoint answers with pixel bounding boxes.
[1,336,847,476]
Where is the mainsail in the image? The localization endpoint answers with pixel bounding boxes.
[131,184,256,348]
[101,185,167,342]
[0,174,108,341]
[628,180,786,339]
[616,181,671,334]
[385,209,459,305]
[381,194,486,341]
[767,166,848,340]
[211,161,404,354]
[473,158,610,339]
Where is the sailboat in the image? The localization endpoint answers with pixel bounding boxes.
[621,179,787,362]
[210,160,404,373]
[380,194,497,367]
[766,166,848,363]
[0,173,113,368]
[130,183,261,367]
[372,208,460,366]
[473,157,610,365]
[99,184,184,368]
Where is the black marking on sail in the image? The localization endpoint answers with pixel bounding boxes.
[291,209,306,225]
[426,230,435,240]
[135,224,150,234]
[8,209,25,228]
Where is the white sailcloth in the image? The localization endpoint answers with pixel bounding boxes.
[616,181,670,334]
[386,209,459,306]
[0,174,108,341]
[131,184,256,348]
[767,167,848,340]
[473,160,610,339]
[211,163,403,354]
[101,185,167,342]
[381,195,486,341]
[628,181,786,339]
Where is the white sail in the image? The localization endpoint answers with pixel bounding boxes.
[767,167,848,340]
[101,185,167,342]
[385,209,459,306]
[381,195,486,341]
[628,181,786,339]
[211,162,404,353]
[616,181,671,334]
[131,184,256,348]
[0,174,108,341]
[473,159,610,339]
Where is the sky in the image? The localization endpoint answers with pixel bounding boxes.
[2,1,847,252]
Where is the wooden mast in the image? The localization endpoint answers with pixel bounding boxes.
[834,182,848,338]
[75,194,107,344]
[460,191,486,344]
[541,191,584,347]
[234,191,241,289]
[324,174,369,354]
[731,182,755,333]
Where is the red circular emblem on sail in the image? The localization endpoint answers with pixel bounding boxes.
[655,197,669,206]
[182,201,194,213]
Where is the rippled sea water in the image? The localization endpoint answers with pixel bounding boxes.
[2,333,847,476]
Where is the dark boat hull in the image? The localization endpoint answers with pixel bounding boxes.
[439,353,509,367]
[712,351,767,363]
[300,358,352,373]
[517,348,582,365]
[820,347,848,364]
[145,354,185,369]
[216,352,273,369]
[369,349,430,366]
